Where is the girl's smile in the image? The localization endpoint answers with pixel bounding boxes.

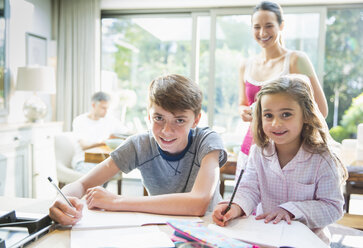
[272,130,288,136]
[261,92,304,152]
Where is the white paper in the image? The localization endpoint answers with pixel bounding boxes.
[71,226,174,248]
[73,206,202,230]
[73,208,143,230]
[208,215,328,248]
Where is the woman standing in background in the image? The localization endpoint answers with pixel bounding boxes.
[236,1,328,177]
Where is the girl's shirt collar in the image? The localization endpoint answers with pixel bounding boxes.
[264,141,313,170]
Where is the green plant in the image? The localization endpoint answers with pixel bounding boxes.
[340,92,363,136]
[324,9,363,128]
[330,93,363,142]
[329,125,349,143]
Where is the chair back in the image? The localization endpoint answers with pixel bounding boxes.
[54,132,78,168]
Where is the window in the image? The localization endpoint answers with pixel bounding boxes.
[101,15,193,132]
[209,8,323,145]
[102,6,360,141]
[324,7,363,128]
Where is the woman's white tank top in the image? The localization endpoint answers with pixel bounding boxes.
[244,51,292,87]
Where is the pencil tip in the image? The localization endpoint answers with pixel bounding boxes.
[48,177,52,182]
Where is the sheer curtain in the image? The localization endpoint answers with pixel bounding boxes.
[55,0,100,131]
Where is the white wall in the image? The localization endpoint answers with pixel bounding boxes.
[7,0,54,123]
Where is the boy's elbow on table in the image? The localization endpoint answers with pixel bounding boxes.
[187,194,211,216]
[189,203,208,217]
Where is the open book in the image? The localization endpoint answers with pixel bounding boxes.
[71,207,201,248]
[208,215,328,248]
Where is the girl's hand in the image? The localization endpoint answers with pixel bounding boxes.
[49,197,83,226]
[255,207,294,224]
[212,203,243,227]
[85,186,120,210]
[240,106,253,122]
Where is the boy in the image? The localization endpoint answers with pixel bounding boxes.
[49,74,227,225]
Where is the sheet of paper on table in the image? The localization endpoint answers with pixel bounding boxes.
[72,206,202,230]
[71,225,174,248]
[208,215,328,248]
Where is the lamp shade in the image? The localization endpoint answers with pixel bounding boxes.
[16,66,56,94]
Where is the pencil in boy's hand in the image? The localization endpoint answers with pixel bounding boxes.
[222,169,244,215]
[48,177,74,208]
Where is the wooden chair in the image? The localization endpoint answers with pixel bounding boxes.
[344,165,363,213]
[220,158,237,197]
[336,213,363,230]
[54,132,123,194]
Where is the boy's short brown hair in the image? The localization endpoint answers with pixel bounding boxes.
[148,74,202,116]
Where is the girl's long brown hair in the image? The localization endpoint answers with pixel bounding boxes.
[252,74,348,182]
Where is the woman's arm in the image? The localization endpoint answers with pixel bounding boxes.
[238,61,253,122]
[85,150,221,216]
[290,51,328,118]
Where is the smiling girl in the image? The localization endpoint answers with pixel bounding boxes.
[213,75,347,244]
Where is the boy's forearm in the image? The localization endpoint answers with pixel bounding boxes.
[61,181,86,199]
[111,193,211,216]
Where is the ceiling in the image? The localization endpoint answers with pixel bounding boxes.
[101,0,363,10]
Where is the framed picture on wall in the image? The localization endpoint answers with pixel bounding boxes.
[26,33,47,66]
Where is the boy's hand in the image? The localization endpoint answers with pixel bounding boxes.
[212,203,243,227]
[255,207,294,224]
[49,197,83,226]
[85,186,120,210]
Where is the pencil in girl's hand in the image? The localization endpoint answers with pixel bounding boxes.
[222,169,244,215]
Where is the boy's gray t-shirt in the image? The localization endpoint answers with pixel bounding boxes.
[110,126,227,211]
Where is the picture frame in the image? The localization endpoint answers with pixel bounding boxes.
[26,33,47,66]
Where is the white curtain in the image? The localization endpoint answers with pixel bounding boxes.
[56,0,100,131]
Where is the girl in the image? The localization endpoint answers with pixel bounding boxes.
[236,1,328,177]
[213,75,347,244]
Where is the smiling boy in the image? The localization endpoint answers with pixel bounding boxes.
[49,74,227,225]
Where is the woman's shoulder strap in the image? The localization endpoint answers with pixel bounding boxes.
[282,50,293,75]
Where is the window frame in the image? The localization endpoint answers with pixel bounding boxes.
[101,5,327,130]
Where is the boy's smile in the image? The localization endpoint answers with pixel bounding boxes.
[148,104,201,155]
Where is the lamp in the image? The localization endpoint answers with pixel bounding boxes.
[16,66,56,122]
